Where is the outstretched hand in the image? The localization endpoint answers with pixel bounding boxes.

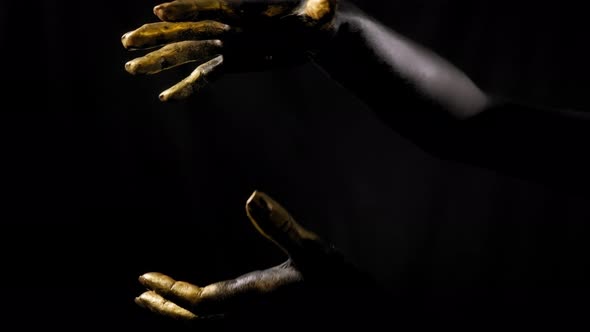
[121,0,338,101]
[134,191,387,327]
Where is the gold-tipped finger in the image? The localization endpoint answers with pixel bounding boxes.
[245,191,321,257]
[139,272,202,307]
[159,54,224,102]
[135,291,198,321]
[125,40,222,75]
[153,0,239,22]
[121,21,230,50]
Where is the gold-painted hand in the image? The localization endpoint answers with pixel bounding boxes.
[121,0,338,101]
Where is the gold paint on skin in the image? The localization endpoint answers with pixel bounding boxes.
[245,191,320,256]
[262,4,293,17]
[170,281,203,304]
[154,0,239,21]
[121,21,230,49]
[125,40,222,75]
[131,190,331,321]
[136,291,198,320]
[199,283,220,298]
[139,272,204,306]
[124,0,339,101]
[302,0,332,20]
[160,55,224,101]
[139,272,176,293]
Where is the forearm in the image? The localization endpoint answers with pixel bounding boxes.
[311,3,491,155]
[313,2,490,119]
[312,3,590,191]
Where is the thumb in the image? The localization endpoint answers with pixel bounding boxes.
[245,191,324,261]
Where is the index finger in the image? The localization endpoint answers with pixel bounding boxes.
[121,21,230,50]
[153,0,241,22]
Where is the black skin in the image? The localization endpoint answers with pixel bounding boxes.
[133,191,398,330]
[123,0,590,190]
[123,0,588,330]
[312,2,590,192]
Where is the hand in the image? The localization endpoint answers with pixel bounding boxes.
[134,191,383,327]
[121,0,338,101]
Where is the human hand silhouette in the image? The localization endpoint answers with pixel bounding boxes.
[121,0,338,101]
[134,191,387,329]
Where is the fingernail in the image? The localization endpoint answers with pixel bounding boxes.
[125,61,136,74]
[134,297,145,308]
[138,275,147,285]
[246,191,277,230]
[246,191,295,244]
[153,5,165,18]
[139,272,162,286]
[121,32,131,48]
[247,191,272,215]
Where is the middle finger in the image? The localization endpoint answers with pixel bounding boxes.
[125,40,223,75]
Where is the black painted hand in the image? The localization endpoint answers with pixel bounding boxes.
[134,191,385,328]
[121,0,338,101]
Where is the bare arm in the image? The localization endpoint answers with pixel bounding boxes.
[121,0,590,190]
[313,3,590,190]
[317,3,491,119]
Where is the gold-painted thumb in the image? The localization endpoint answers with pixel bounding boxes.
[245,191,320,258]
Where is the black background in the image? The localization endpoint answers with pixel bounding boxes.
[2,0,589,330]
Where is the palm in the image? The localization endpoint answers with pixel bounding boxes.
[121,0,337,101]
[135,191,342,322]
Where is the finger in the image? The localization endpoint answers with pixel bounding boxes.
[153,0,300,22]
[159,55,223,102]
[245,191,325,259]
[121,21,231,50]
[139,272,203,307]
[139,264,302,313]
[153,0,240,22]
[135,290,198,321]
[125,40,222,75]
